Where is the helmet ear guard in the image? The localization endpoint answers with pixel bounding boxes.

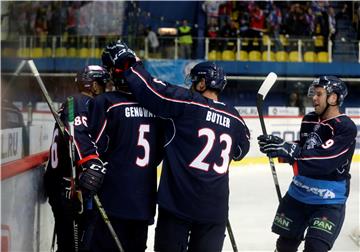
[307,76,348,106]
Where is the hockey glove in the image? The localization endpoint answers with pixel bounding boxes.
[110,40,137,71]
[257,135,300,163]
[79,158,107,195]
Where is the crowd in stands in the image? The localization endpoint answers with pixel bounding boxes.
[1,1,359,59]
[203,1,354,52]
[3,1,124,46]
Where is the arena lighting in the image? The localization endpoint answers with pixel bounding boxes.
[158,27,177,36]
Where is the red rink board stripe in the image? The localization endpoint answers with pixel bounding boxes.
[1,151,49,180]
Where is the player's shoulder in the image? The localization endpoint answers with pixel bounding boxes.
[210,100,247,125]
[302,112,318,122]
[330,114,357,132]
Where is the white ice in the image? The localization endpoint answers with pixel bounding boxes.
[146,162,360,251]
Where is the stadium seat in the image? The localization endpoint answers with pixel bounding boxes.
[252,38,260,47]
[67,47,77,57]
[238,50,248,61]
[43,48,52,57]
[222,50,235,61]
[17,48,30,58]
[208,50,217,60]
[216,51,222,60]
[262,51,275,61]
[93,48,102,58]
[249,50,261,61]
[275,51,288,62]
[289,51,301,62]
[279,34,289,47]
[262,35,273,46]
[317,51,329,63]
[55,47,67,57]
[2,48,17,57]
[79,48,90,58]
[314,36,324,48]
[304,51,317,62]
[31,48,44,58]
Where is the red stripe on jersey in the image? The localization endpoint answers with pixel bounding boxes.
[77,154,99,166]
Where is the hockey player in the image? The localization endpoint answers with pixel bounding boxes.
[44,65,110,252]
[110,41,250,251]
[258,76,357,252]
[84,41,164,252]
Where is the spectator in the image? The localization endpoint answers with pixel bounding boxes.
[288,91,304,115]
[178,19,193,59]
[145,26,159,55]
[220,19,239,51]
[248,3,265,50]
[267,2,282,50]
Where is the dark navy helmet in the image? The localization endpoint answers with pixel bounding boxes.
[189,62,227,92]
[307,76,348,106]
[75,65,110,89]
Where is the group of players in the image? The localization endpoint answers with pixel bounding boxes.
[44,40,357,252]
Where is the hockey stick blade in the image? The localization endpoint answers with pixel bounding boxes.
[257,72,277,99]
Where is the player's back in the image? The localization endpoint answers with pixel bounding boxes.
[158,92,249,224]
[89,91,164,221]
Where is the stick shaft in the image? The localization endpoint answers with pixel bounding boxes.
[93,195,124,252]
[257,93,282,202]
[226,219,238,252]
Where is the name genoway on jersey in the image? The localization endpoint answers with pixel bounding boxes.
[125,106,155,118]
[206,111,230,128]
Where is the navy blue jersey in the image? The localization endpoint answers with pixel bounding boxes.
[45,94,97,180]
[124,64,250,223]
[88,91,164,221]
[288,112,357,204]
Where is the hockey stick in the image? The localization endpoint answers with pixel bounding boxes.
[256,72,282,202]
[67,97,80,252]
[226,219,238,252]
[27,60,124,252]
[28,59,80,251]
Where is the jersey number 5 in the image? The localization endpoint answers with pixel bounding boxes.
[136,124,150,167]
[189,128,232,174]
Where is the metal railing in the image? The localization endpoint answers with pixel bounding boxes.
[2,35,360,63]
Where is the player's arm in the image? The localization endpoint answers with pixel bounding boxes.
[125,63,190,118]
[233,117,250,161]
[72,98,99,165]
[258,125,357,176]
[108,40,190,118]
[77,96,109,194]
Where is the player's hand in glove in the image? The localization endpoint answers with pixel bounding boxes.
[257,135,300,163]
[79,158,107,195]
[104,40,137,70]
